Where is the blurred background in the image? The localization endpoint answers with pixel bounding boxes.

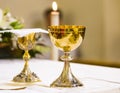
[0,0,120,67]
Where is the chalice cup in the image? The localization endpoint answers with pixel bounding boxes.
[48,25,86,87]
[13,32,40,83]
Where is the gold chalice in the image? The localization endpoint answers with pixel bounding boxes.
[13,32,40,83]
[48,25,86,87]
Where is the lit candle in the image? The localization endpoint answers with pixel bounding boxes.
[50,1,59,61]
[50,1,60,25]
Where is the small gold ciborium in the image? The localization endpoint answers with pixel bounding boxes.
[48,25,86,87]
[13,32,40,83]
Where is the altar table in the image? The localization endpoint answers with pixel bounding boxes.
[0,59,120,93]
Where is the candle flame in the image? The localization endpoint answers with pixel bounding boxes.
[52,1,58,11]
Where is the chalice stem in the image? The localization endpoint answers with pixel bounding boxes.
[22,50,31,73]
[23,50,30,62]
[51,52,83,87]
[60,61,73,83]
[61,53,70,79]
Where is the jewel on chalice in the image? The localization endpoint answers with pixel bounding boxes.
[48,25,86,87]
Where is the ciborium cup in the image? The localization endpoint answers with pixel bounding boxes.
[12,32,40,83]
[48,25,86,87]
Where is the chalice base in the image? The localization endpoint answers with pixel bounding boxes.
[50,73,83,87]
[12,67,40,83]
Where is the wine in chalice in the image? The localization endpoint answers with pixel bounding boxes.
[48,25,86,87]
[13,32,40,83]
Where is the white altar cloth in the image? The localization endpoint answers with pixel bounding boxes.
[0,59,120,93]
